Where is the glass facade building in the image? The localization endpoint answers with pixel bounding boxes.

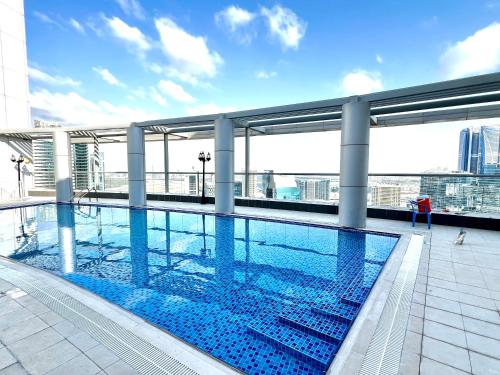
[33,141,89,190]
[457,126,500,175]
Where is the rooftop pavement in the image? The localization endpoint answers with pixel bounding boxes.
[0,198,499,374]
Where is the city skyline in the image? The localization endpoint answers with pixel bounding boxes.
[96,119,500,174]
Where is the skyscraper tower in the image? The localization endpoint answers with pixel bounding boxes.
[457,126,500,175]
[457,128,470,172]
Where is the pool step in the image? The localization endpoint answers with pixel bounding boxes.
[311,300,360,324]
[339,264,382,307]
[341,286,371,307]
[278,308,349,345]
[246,316,337,370]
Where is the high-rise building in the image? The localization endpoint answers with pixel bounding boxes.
[480,126,500,175]
[457,128,470,172]
[371,185,402,207]
[90,151,105,190]
[32,141,90,190]
[246,172,257,197]
[0,0,32,199]
[32,140,55,189]
[234,181,243,197]
[262,170,276,198]
[188,175,198,195]
[72,144,89,190]
[457,126,500,175]
[295,178,330,201]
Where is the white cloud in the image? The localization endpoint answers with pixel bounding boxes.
[215,5,255,31]
[440,22,500,79]
[28,67,81,87]
[155,17,223,80]
[185,103,236,116]
[341,70,383,96]
[215,5,256,44]
[105,16,151,53]
[149,87,168,107]
[158,80,195,103]
[69,18,85,34]
[30,89,160,125]
[92,67,125,87]
[260,5,306,50]
[256,70,277,79]
[33,11,62,28]
[376,54,383,64]
[114,0,146,20]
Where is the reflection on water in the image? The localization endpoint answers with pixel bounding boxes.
[57,204,76,274]
[0,203,398,375]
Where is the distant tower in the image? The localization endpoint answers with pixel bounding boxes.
[457,128,470,172]
[479,126,500,175]
[458,126,500,175]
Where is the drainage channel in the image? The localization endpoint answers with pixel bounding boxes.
[0,267,200,375]
[358,234,424,375]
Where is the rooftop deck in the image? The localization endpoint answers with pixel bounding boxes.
[1,198,499,374]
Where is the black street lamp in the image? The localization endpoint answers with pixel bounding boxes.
[11,155,26,198]
[198,151,211,204]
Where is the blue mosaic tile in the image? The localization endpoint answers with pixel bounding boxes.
[0,203,399,375]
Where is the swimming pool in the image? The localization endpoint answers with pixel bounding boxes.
[0,203,399,374]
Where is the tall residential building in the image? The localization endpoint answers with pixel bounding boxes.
[32,141,90,190]
[72,144,89,190]
[247,172,257,197]
[234,181,243,197]
[295,178,330,201]
[457,126,500,175]
[480,126,500,175]
[371,185,402,207]
[32,140,55,189]
[0,0,32,199]
[262,170,276,198]
[188,175,198,195]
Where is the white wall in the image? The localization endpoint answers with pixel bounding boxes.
[0,0,32,200]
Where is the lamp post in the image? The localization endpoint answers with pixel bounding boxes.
[198,151,211,204]
[10,155,26,198]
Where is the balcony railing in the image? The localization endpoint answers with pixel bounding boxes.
[69,171,500,215]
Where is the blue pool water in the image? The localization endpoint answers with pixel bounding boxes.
[0,203,399,374]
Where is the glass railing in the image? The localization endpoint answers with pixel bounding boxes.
[54,171,500,215]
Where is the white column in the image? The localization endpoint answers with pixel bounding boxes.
[127,125,146,206]
[163,133,169,193]
[339,97,370,228]
[244,127,250,197]
[53,131,73,202]
[215,116,234,213]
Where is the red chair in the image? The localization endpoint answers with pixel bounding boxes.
[410,197,432,229]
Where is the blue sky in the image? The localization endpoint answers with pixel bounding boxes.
[26,0,500,124]
[24,0,500,172]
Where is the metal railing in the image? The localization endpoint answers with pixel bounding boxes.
[46,171,500,215]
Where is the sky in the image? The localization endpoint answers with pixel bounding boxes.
[24,0,500,172]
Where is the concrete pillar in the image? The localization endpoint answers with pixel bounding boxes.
[215,116,234,213]
[127,125,146,206]
[53,131,73,202]
[244,127,250,197]
[339,97,370,228]
[163,133,169,193]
